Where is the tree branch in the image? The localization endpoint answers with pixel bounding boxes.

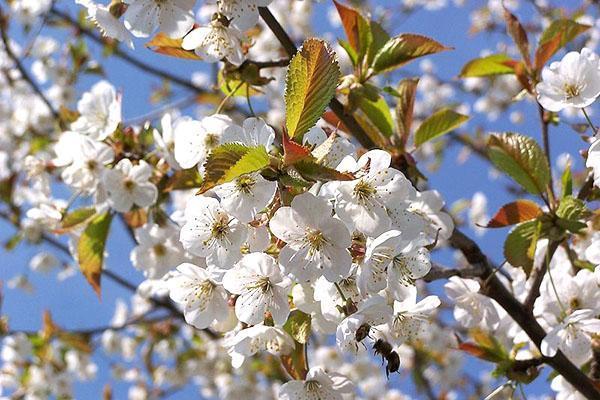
[0,6,61,124]
[449,227,600,399]
[49,7,209,95]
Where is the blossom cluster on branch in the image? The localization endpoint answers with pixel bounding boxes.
[0,0,600,399]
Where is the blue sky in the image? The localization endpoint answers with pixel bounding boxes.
[1,0,596,398]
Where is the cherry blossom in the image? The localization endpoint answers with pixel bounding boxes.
[104,159,158,212]
[173,114,232,169]
[270,192,352,282]
[536,48,600,112]
[222,252,291,325]
[130,223,186,279]
[123,0,196,38]
[71,81,122,141]
[223,325,294,368]
[179,196,247,270]
[167,262,229,329]
[279,367,354,400]
[540,309,600,366]
[182,17,245,65]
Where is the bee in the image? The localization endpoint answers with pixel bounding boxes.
[355,323,371,343]
[373,339,400,378]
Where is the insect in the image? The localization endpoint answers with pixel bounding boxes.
[355,323,371,342]
[373,339,401,378]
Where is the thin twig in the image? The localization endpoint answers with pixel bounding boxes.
[0,6,61,124]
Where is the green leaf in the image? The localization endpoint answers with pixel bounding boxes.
[459,54,516,78]
[371,34,449,74]
[78,212,113,297]
[285,38,341,140]
[338,39,358,66]
[4,232,22,251]
[487,133,550,195]
[534,19,590,70]
[504,220,540,276]
[283,310,312,344]
[561,162,573,198]
[356,92,395,137]
[395,78,419,147]
[200,143,270,194]
[55,207,96,234]
[555,195,589,233]
[414,108,469,147]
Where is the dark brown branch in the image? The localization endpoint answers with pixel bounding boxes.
[449,228,600,399]
[523,240,560,312]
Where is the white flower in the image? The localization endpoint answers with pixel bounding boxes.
[279,367,354,400]
[406,189,454,242]
[389,286,440,343]
[173,114,232,169]
[222,117,275,148]
[123,0,196,38]
[270,192,352,283]
[179,196,247,270]
[153,113,180,169]
[71,81,122,141]
[303,126,355,168]
[223,325,294,368]
[335,150,415,237]
[357,230,431,300]
[130,223,185,279]
[29,252,59,274]
[61,136,114,194]
[444,276,500,330]
[540,309,600,366]
[587,138,600,189]
[213,172,277,223]
[75,0,134,49]
[182,19,244,66]
[217,0,272,31]
[536,48,600,112]
[167,263,229,329]
[222,252,291,325]
[104,159,158,212]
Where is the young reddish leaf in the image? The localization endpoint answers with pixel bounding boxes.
[332,0,362,53]
[395,77,419,148]
[371,34,450,74]
[282,129,313,166]
[534,19,590,70]
[460,54,516,77]
[485,199,542,228]
[146,33,202,60]
[503,8,531,67]
[285,39,341,140]
[77,212,113,298]
[280,341,308,380]
[122,208,147,229]
[322,110,350,133]
[293,160,355,182]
